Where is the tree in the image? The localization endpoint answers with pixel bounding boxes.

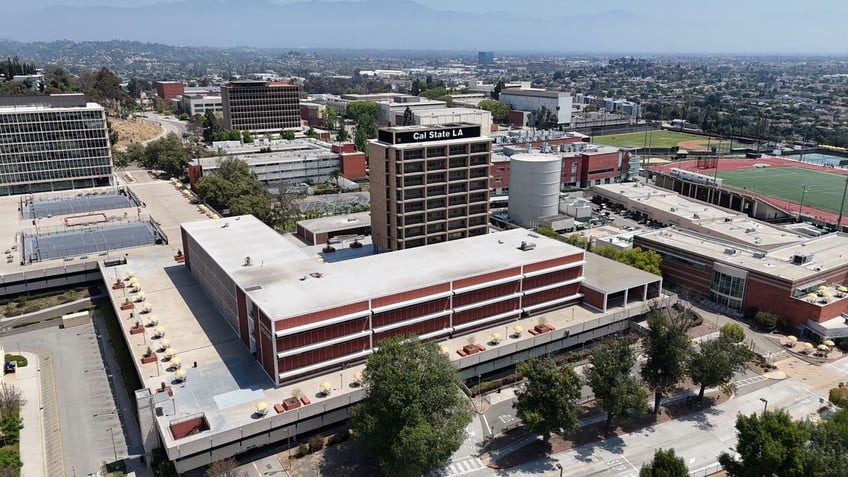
[0,385,25,416]
[0,449,22,474]
[804,408,848,476]
[206,457,242,477]
[241,130,253,144]
[753,311,778,332]
[491,78,506,100]
[479,99,511,123]
[639,448,688,477]
[0,413,22,446]
[202,110,222,143]
[195,175,234,211]
[355,114,377,153]
[586,337,647,431]
[534,226,560,240]
[402,106,414,126]
[688,333,752,401]
[345,101,380,123]
[336,126,349,142]
[305,127,318,138]
[719,323,746,344]
[268,183,302,231]
[641,308,691,415]
[229,193,272,223]
[530,105,558,129]
[78,67,132,116]
[718,410,810,477]
[324,106,339,131]
[565,234,590,249]
[281,130,296,141]
[592,246,661,275]
[514,357,582,443]
[350,336,472,477]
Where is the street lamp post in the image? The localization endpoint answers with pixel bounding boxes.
[108,427,118,462]
[555,463,563,477]
[760,397,768,414]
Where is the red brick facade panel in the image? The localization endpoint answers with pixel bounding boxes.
[260,325,275,380]
[523,268,582,290]
[372,283,451,308]
[278,337,370,371]
[523,254,584,274]
[453,282,520,308]
[742,276,839,326]
[275,301,370,331]
[581,286,606,310]
[341,153,367,179]
[523,284,580,307]
[236,288,249,347]
[452,298,521,325]
[372,298,450,328]
[374,316,451,343]
[278,317,369,350]
[491,163,509,189]
[454,267,522,290]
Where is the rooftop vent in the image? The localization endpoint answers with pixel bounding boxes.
[724,248,737,255]
[243,256,252,267]
[518,241,536,251]
[792,253,813,265]
[753,251,767,259]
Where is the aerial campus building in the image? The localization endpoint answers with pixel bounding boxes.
[0,94,113,196]
[368,123,492,251]
[593,183,848,342]
[221,80,301,133]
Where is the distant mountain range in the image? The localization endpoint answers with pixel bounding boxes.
[5,0,848,53]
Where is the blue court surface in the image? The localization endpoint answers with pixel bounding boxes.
[23,222,160,261]
[25,194,135,219]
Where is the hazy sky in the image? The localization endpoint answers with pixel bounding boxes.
[7,0,848,53]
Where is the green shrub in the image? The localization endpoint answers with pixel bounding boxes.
[297,443,309,457]
[0,449,22,472]
[753,311,778,332]
[326,430,350,445]
[829,387,848,408]
[308,436,324,453]
[4,354,27,367]
[743,306,759,321]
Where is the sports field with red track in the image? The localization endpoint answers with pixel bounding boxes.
[652,157,848,224]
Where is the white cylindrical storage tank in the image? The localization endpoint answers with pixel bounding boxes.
[508,153,562,228]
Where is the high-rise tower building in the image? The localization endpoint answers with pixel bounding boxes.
[369,123,492,251]
[0,94,113,195]
[222,80,301,133]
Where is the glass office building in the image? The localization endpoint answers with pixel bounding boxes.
[0,94,113,196]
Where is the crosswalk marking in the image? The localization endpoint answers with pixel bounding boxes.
[734,375,766,387]
[427,456,486,476]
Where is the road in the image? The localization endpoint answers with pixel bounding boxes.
[139,112,187,143]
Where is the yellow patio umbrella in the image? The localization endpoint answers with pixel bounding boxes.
[817,344,829,351]
[824,340,836,347]
[159,338,170,348]
[320,382,332,392]
[126,270,135,278]
[513,325,523,333]
[491,332,501,342]
[164,347,175,358]
[439,345,450,354]
[255,401,268,413]
[806,293,817,300]
[803,342,814,350]
[135,291,145,299]
[142,303,152,312]
[786,335,797,343]
[171,356,182,367]
[147,314,158,325]
[129,276,139,284]
[353,372,363,382]
[823,292,832,298]
[174,368,186,379]
[211,214,220,219]
[839,286,848,293]
[153,326,164,336]
[818,285,828,290]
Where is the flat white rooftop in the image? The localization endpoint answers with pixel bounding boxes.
[295,212,370,235]
[183,217,583,321]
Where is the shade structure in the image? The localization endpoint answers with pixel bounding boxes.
[159,338,170,348]
[174,368,186,379]
[839,286,848,293]
[786,335,797,343]
[806,293,818,299]
[824,292,832,298]
[491,332,501,340]
[818,285,828,290]
[824,340,836,347]
[211,214,220,219]
[320,381,332,391]
[439,346,450,354]
[136,291,145,298]
[171,356,182,367]
[129,276,139,284]
[818,344,829,351]
[147,314,158,325]
[803,342,814,350]
[513,325,523,333]
[181,189,190,196]
[164,347,175,358]
[153,326,164,336]
[142,303,152,312]
[255,401,268,413]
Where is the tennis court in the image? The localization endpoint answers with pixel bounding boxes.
[23,221,160,262]
[25,193,136,219]
[716,167,848,215]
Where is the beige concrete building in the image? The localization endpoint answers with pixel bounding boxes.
[369,124,492,251]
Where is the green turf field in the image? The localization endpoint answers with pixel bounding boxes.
[716,167,848,214]
[593,130,706,148]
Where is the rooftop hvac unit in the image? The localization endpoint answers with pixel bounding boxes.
[792,253,813,265]
[724,248,737,255]
[753,251,767,259]
[518,241,537,251]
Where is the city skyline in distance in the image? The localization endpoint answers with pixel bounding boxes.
[6,0,848,54]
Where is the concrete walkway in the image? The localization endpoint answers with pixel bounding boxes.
[12,352,47,477]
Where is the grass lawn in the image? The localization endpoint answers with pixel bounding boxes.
[593,130,706,148]
[717,167,848,214]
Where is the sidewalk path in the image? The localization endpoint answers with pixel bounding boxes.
[14,352,46,477]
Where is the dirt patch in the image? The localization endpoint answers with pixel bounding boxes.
[112,117,162,150]
[287,440,379,477]
[488,390,731,469]
[678,139,712,151]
